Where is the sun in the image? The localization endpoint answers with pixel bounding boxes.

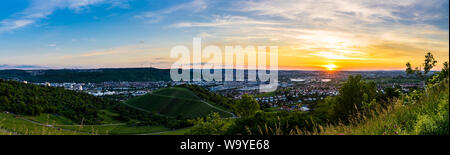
[323,64,337,71]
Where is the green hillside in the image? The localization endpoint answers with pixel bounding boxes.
[317,78,449,135]
[0,112,83,135]
[0,79,116,124]
[126,87,232,118]
[0,80,192,135]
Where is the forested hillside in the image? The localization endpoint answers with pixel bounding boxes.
[0,80,191,133]
[0,79,114,124]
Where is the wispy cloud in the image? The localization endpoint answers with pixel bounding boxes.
[237,0,447,25]
[0,0,129,32]
[135,0,208,24]
[309,51,369,60]
[171,15,282,28]
[197,32,214,38]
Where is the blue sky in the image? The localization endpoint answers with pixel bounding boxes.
[0,0,448,70]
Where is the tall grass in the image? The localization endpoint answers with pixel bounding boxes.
[311,78,449,135]
[0,113,84,135]
[248,78,449,135]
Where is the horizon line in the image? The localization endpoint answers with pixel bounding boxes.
[0,66,426,72]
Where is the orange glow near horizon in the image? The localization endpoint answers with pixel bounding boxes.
[323,64,337,71]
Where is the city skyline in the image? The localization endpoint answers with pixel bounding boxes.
[0,0,449,71]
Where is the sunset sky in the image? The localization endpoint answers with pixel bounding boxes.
[0,0,448,71]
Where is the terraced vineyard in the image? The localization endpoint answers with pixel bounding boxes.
[126,87,232,118]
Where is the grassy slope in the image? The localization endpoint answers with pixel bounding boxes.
[60,124,168,135]
[0,113,82,135]
[0,82,191,135]
[23,113,76,125]
[316,79,449,135]
[127,87,231,118]
[0,129,12,135]
[2,110,172,135]
[150,127,192,135]
[20,112,170,135]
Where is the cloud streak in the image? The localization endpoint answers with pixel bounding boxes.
[135,0,208,24]
[0,0,129,32]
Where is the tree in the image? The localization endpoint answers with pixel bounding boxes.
[333,75,377,122]
[189,113,229,135]
[234,94,260,117]
[427,61,449,85]
[423,52,438,75]
[441,61,449,77]
[406,52,437,80]
[314,96,337,121]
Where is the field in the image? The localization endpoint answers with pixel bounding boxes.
[0,112,182,135]
[24,111,172,135]
[0,113,82,135]
[0,85,228,135]
[0,128,12,135]
[150,127,192,135]
[126,87,232,118]
[59,124,168,135]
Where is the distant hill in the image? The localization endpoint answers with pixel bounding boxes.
[1,68,415,83]
[126,87,232,118]
[0,68,171,83]
[0,64,47,70]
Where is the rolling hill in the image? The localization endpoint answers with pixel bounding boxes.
[0,80,192,135]
[125,87,233,118]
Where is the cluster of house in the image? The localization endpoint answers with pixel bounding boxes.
[288,87,339,98]
[33,82,85,91]
[27,81,160,97]
[377,82,423,92]
[255,95,288,104]
[277,104,310,112]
